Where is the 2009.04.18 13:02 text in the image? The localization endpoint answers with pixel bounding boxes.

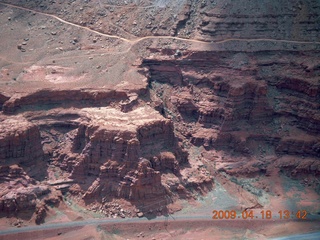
[212,210,308,220]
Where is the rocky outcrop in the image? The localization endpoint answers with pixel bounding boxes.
[0,93,10,111]
[276,137,320,158]
[97,158,166,200]
[0,185,49,215]
[0,165,50,216]
[0,116,59,222]
[275,155,320,179]
[35,205,47,225]
[142,45,320,182]
[150,152,180,174]
[0,164,35,184]
[50,106,190,203]
[2,89,129,113]
[197,0,320,42]
[1,0,319,225]
[0,116,44,168]
[143,52,273,129]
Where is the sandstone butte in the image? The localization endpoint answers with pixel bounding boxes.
[0,0,319,230]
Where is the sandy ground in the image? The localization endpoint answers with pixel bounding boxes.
[0,218,319,240]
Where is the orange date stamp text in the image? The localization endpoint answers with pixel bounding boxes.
[212,210,308,220]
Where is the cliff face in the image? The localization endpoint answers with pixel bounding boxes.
[0,96,210,220]
[0,164,61,223]
[0,116,60,221]
[0,116,44,168]
[0,0,319,225]
[67,108,174,200]
[57,107,190,203]
[142,48,320,179]
[197,0,320,42]
[0,93,9,111]
[0,168,47,215]
[2,89,130,114]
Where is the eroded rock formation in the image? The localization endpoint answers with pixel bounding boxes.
[0,116,44,171]
[0,0,319,225]
[50,106,198,203]
[142,48,320,182]
[0,164,62,224]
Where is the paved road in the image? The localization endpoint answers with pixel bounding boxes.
[0,215,208,235]
[0,214,319,237]
[271,232,320,240]
[0,216,198,236]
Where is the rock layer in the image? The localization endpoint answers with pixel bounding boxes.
[0,0,319,225]
[142,47,320,178]
[0,164,60,224]
[60,107,189,202]
[2,89,130,114]
[0,116,44,168]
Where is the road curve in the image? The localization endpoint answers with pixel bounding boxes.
[1,1,320,46]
